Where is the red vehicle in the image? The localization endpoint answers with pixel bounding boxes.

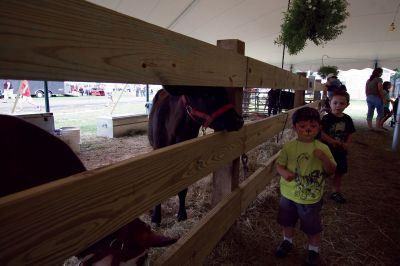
[89,88,105,96]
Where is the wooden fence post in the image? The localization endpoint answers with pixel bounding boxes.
[294,72,306,107]
[314,79,322,100]
[212,39,244,207]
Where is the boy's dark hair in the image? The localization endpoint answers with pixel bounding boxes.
[383,81,391,92]
[292,107,321,125]
[331,90,350,103]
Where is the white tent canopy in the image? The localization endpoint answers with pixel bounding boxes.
[88,0,400,71]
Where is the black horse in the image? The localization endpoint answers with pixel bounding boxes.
[267,89,295,116]
[148,86,244,225]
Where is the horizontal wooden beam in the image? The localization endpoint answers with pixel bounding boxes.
[247,58,309,90]
[0,98,319,265]
[0,0,246,87]
[0,101,320,265]
[240,153,280,211]
[0,0,309,90]
[155,188,242,265]
[156,153,280,265]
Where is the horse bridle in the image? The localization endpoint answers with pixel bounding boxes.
[180,95,235,128]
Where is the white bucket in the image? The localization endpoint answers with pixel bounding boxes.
[58,127,80,153]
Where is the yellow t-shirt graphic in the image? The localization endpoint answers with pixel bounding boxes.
[277,140,336,204]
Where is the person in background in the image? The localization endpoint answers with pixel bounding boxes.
[322,73,343,113]
[321,90,355,204]
[17,80,41,111]
[106,90,114,107]
[325,73,342,99]
[380,81,394,129]
[3,79,14,103]
[275,107,336,266]
[365,68,386,130]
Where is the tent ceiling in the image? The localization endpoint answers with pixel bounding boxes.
[88,0,400,72]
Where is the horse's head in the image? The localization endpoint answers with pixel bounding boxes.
[164,86,244,132]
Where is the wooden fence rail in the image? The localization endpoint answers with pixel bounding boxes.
[0,101,319,265]
[0,0,316,90]
[0,0,323,265]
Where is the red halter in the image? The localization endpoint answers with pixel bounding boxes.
[180,95,235,128]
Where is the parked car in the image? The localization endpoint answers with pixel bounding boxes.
[89,88,105,96]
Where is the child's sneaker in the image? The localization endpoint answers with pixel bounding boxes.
[330,192,347,204]
[275,240,293,258]
[304,250,320,266]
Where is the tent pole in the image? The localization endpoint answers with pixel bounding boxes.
[392,96,400,151]
[44,81,50,112]
[281,0,291,69]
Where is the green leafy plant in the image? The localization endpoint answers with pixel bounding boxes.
[317,65,338,79]
[275,0,350,55]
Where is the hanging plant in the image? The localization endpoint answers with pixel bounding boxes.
[317,65,338,79]
[274,0,350,55]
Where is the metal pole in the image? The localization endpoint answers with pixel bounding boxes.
[146,84,149,102]
[392,96,400,151]
[281,0,291,69]
[44,81,50,112]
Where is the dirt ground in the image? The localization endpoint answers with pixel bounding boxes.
[77,118,400,266]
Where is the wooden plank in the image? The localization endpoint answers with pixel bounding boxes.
[0,130,243,265]
[113,121,148,136]
[111,114,148,126]
[0,1,314,91]
[314,79,324,91]
[156,153,280,265]
[243,114,288,152]
[0,104,320,265]
[96,115,149,138]
[155,189,242,266]
[0,0,246,87]
[294,90,305,107]
[243,101,320,152]
[240,153,280,211]
[247,58,308,90]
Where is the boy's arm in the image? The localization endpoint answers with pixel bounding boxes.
[313,149,336,176]
[345,133,353,144]
[343,133,353,150]
[276,163,295,182]
[377,81,386,104]
[321,131,342,147]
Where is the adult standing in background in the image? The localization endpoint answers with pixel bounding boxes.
[325,73,342,99]
[365,68,385,130]
[3,80,14,103]
[17,80,41,111]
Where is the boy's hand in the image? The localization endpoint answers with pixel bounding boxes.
[314,148,336,175]
[284,171,295,182]
[330,139,342,147]
[342,142,349,150]
[313,148,329,162]
[276,164,295,181]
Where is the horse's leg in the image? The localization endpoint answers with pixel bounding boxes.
[177,188,188,221]
[151,204,162,226]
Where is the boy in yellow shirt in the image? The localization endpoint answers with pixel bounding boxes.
[275,107,336,266]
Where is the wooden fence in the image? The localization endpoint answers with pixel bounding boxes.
[0,0,322,265]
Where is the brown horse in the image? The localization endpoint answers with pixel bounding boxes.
[0,114,176,265]
[148,86,244,226]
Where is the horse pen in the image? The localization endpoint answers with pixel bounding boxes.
[7,1,388,265]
